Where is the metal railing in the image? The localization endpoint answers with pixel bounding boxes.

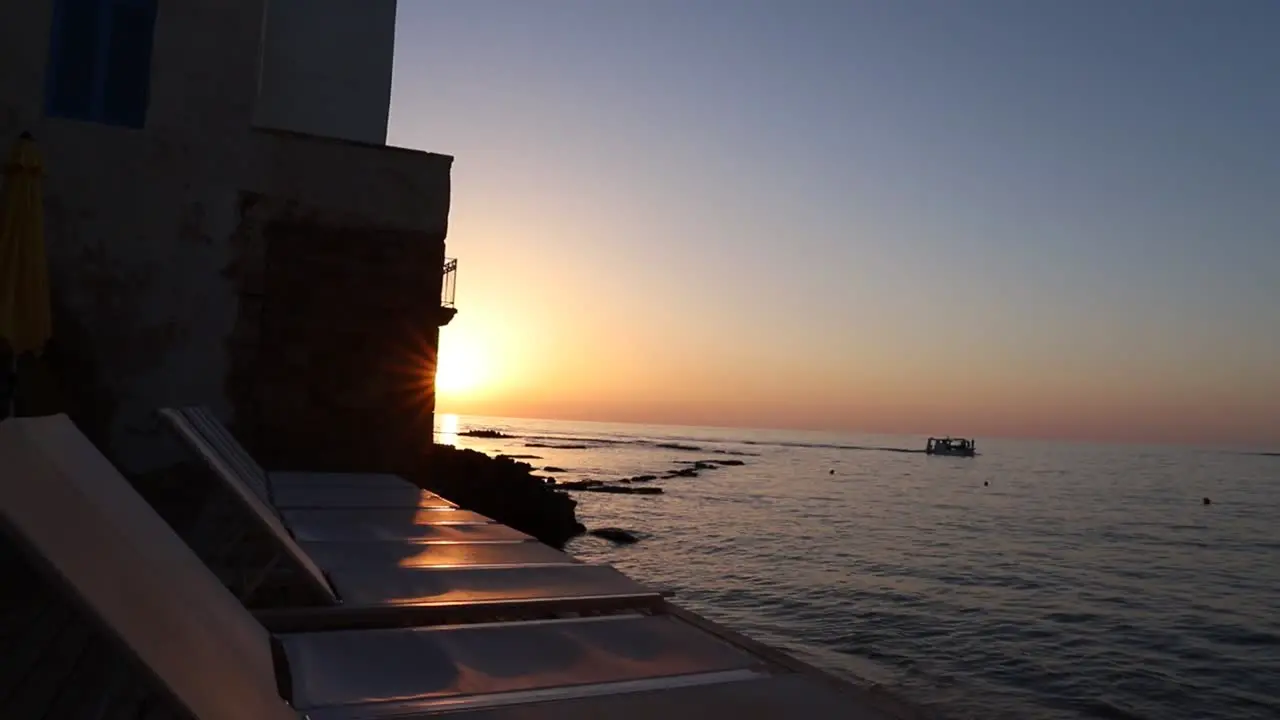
[442,258,458,308]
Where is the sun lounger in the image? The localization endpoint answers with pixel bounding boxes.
[9,415,664,624]
[0,415,898,720]
[303,538,576,569]
[156,407,588,573]
[282,507,533,543]
[160,404,559,541]
[160,407,524,546]
[160,406,451,510]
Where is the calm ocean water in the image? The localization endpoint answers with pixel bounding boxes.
[436,414,1279,720]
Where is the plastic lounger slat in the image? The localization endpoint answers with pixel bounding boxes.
[159,409,339,606]
[280,614,766,712]
[161,408,273,511]
[184,408,273,506]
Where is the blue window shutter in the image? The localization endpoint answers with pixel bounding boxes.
[101,0,158,128]
[46,0,102,119]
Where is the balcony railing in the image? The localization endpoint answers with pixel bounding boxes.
[442,258,458,308]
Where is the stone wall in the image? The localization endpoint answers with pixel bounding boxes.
[227,192,449,472]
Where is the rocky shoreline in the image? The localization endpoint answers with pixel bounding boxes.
[390,438,758,548]
[130,443,591,551]
[551,458,746,495]
[405,444,586,548]
[135,435,751,551]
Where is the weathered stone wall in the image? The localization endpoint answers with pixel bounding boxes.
[0,0,452,472]
[0,0,262,468]
[226,191,449,473]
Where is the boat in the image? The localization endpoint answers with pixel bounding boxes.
[926,437,976,457]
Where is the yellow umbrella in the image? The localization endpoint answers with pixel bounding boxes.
[0,132,52,417]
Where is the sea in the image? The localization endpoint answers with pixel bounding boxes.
[435,414,1279,720]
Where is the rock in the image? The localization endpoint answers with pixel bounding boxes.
[559,481,662,495]
[590,528,640,544]
[405,445,585,549]
[676,459,745,468]
[495,456,534,472]
[543,466,567,473]
[460,429,510,439]
[1203,497,1211,505]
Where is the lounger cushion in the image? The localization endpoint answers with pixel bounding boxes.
[326,564,657,608]
[302,540,576,569]
[283,508,530,543]
[281,615,765,712]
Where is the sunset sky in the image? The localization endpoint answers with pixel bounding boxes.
[387,1,1280,448]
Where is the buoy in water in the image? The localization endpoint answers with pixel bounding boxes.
[983,481,989,487]
[1203,497,1211,505]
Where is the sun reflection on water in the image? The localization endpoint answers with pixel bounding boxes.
[436,413,459,446]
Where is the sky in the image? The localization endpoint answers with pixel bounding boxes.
[386,1,1280,448]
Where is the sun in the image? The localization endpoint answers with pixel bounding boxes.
[433,339,489,396]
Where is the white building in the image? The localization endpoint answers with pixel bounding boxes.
[255,0,399,145]
[0,0,455,473]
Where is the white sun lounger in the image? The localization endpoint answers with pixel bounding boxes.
[158,406,624,607]
[160,406,456,510]
[160,406,527,546]
[281,507,533,543]
[0,415,901,720]
[15,415,665,628]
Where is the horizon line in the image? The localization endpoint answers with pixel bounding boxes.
[434,409,1279,455]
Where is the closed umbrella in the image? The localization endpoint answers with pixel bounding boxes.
[0,132,52,418]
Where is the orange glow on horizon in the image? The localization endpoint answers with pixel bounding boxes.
[431,316,1280,449]
[425,226,1278,450]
